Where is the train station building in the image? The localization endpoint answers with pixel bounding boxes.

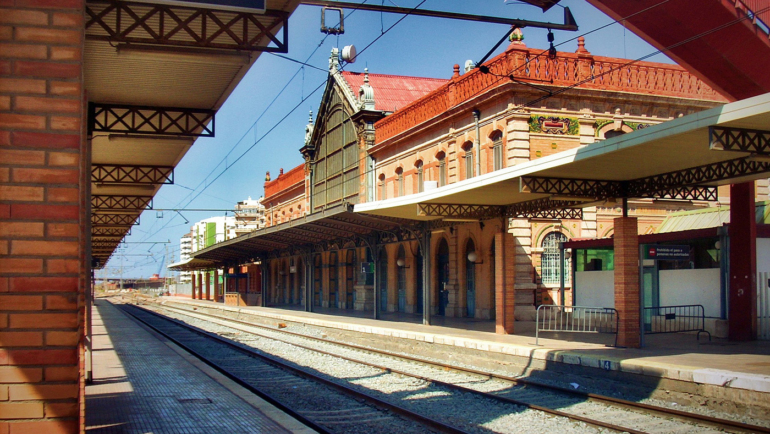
[187,32,769,350]
[2,0,770,431]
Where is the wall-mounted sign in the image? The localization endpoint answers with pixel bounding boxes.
[361,262,374,274]
[644,245,690,261]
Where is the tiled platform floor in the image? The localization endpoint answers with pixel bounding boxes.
[86,299,314,434]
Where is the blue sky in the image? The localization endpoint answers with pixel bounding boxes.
[107,0,673,278]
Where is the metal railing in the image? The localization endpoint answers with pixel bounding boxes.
[643,305,711,342]
[535,305,619,346]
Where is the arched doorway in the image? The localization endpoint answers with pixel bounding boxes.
[465,239,476,318]
[397,245,406,312]
[437,238,449,316]
[296,257,304,306]
[345,249,356,309]
[378,247,388,313]
[313,254,322,307]
[541,232,569,286]
[329,251,339,308]
[415,245,423,313]
[489,239,496,319]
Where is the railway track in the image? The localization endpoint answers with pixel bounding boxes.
[118,302,468,434]
[133,298,770,434]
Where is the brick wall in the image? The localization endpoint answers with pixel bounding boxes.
[0,0,85,432]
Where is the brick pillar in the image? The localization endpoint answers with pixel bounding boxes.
[614,217,640,348]
[495,225,516,334]
[511,218,536,320]
[729,182,757,340]
[204,271,210,300]
[0,0,86,432]
[213,269,220,302]
[191,272,197,299]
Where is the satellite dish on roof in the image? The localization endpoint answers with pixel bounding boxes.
[342,45,357,63]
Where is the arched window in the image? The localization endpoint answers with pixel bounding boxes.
[436,151,446,187]
[541,232,570,285]
[395,167,404,197]
[462,141,474,180]
[490,130,503,171]
[379,173,386,200]
[415,160,424,193]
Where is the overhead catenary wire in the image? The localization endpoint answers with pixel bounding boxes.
[120,0,752,271]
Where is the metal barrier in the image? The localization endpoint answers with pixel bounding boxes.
[643,305,711,342]
[535,305,619,346]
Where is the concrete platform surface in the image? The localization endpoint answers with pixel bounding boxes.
[163,297,770,397]
[86,299,315,434]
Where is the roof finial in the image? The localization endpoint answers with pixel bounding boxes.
[359,67,375,110]
[452,64,460,79]
[308,110,313,125]
[576,36,590,54]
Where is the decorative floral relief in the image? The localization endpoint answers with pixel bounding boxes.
[529,115,579,135]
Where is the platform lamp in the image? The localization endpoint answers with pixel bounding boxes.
[396,258,410,268]
[467,251,483,264]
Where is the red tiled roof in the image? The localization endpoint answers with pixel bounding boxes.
[340,71,447,112]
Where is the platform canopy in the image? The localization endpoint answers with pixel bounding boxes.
[87,0,300,267]
[354,93,770,221]
[191,204,417,267]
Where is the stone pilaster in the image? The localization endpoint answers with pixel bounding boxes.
[578,114,596,145]
[506,110,530,167]
[581,206,598,239]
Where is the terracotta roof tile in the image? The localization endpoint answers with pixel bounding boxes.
[340,71,447,112]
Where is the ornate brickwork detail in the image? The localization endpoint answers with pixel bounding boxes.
[375,45,726,144]
[528,115,579,135]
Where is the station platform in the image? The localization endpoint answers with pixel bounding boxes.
[159,296,770,413]
[85,298,315,434]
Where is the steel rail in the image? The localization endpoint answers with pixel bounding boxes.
[155,300,770,434]
[120,302,471,434]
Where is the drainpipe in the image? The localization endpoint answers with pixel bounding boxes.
[473,109,481,178]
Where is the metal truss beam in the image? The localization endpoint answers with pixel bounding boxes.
[92,195,153,211]
[88,103,214,137]
[92,240,122,249]
[418,203,504,219]
[505,198,584,219]
[85,1,289,52]
[710,126,770,154]
[92,227,130,237]
[92,164,173,184]
[92,214,139,226]
[520,177,624,199]
[627,157,769,199]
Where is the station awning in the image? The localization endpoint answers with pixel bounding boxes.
[192,204,416,265]
[354,93,770,221]
[167,257,217,271]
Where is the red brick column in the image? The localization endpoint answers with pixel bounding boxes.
[213,269,220,302]
[204,271,210,301]
[0,0,86,432]
[729,182,757,340]
[614,217,640,348]
[494,226,516,334]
